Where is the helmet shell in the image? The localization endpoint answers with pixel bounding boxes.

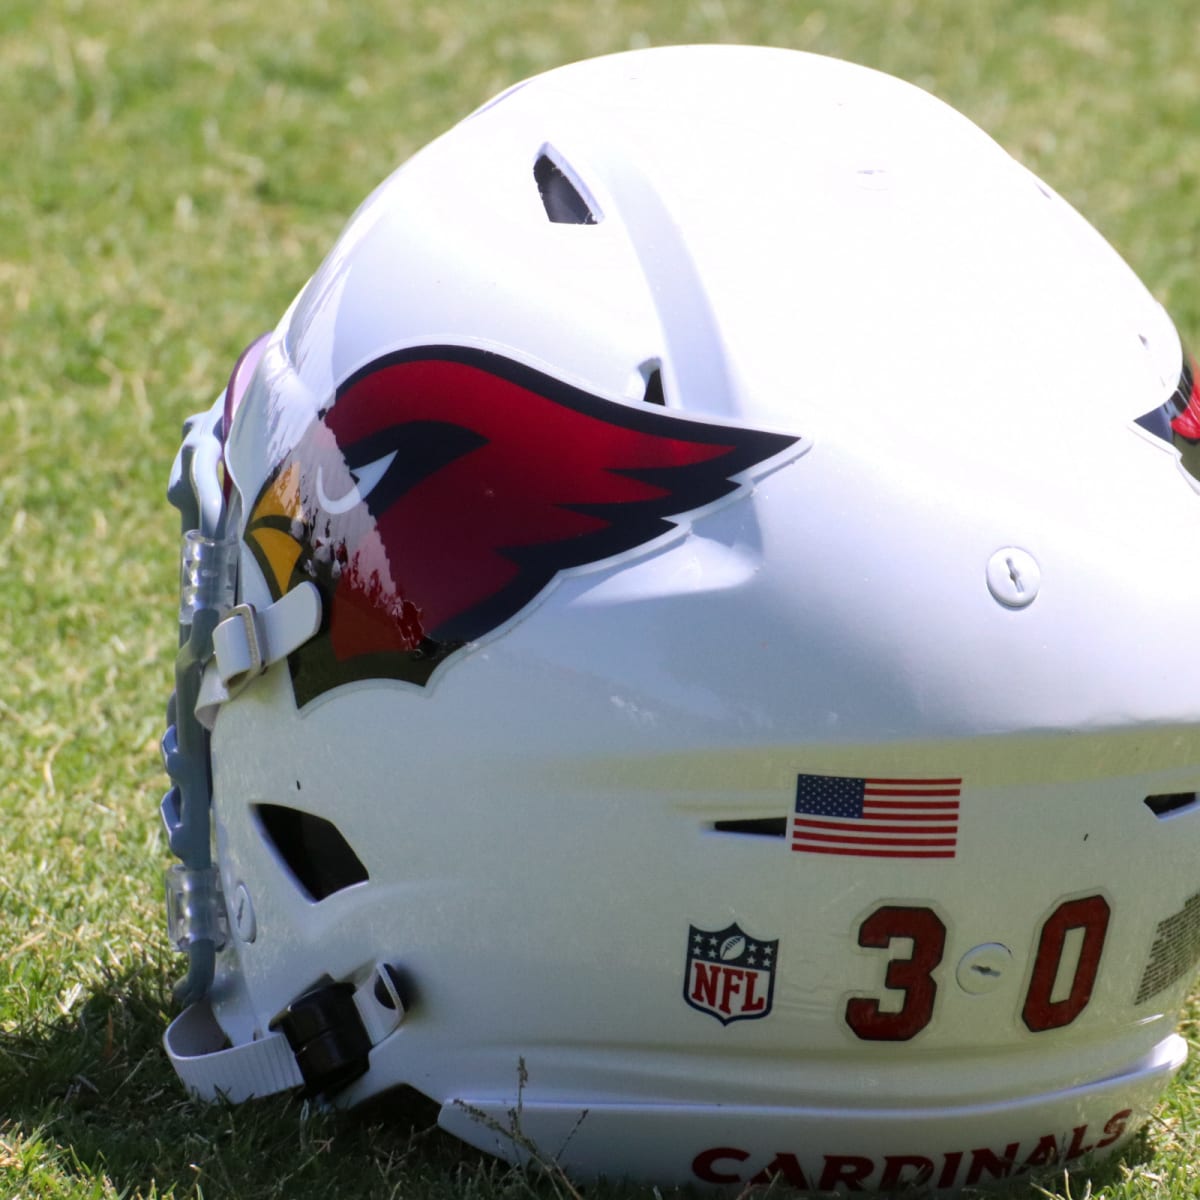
[194,45,1200,1190]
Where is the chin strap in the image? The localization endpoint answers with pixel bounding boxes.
[194,582,323,730]
[166,964,407,1102]
[165,1001,304,1101]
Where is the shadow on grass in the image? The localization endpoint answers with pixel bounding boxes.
[0,964,1169,1199]
[0,963,549,1200]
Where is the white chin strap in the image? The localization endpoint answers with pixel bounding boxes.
[165,965,406,1102]
[164,1001,304,1101]
[195,581,322,729]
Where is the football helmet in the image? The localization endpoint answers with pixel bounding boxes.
[162,45,1200,1192]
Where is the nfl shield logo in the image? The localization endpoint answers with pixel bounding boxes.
[684,922,779,1025]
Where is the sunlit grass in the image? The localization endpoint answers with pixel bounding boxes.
[1,0,1198,1195]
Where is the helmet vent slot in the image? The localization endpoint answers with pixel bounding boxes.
[253,804,369,900]
[1144,792,1200,819]
[534,151,600,225]
[712,817,787,838]
[642,368,666,407]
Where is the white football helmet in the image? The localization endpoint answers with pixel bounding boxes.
[162,45,1200,1192]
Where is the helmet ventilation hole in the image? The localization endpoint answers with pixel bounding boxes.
[533,151,600,225]
[712,817,787,838]
[253,804,369,900]
[642,368,666,406]
[1144,793,1200,818]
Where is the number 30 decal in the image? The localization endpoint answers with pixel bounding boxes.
[846,895,1111,1041]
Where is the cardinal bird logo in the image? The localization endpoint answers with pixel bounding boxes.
[1137,352,1200,482]
[244,346,800,706]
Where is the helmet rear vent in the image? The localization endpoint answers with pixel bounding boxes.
[712,817,787,838]
[642,368,666,407]
[1145,792,1200,819]
[534,150,600,225]
[253,804,369,901]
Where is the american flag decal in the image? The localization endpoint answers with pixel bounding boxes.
[790,774,961,859]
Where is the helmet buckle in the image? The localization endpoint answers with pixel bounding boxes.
[269,962,407,1097]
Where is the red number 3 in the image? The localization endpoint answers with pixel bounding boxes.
[845,906,946,1040]
[847,896,1110,1041]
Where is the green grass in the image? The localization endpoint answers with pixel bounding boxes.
[1,0,1199,1196]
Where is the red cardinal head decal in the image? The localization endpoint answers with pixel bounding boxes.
[1169,355,1200,440]
[1137,350,1200,481]
[244,346,800,706]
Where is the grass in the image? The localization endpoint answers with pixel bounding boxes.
[0,0,1198,1196]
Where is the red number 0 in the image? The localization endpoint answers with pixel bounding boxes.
[1022,894,1111,1032]
[845,906,946,1041]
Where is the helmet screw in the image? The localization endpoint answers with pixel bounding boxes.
[233,882,257,944]
[956,943,1012,994]
[986,547,1040,609]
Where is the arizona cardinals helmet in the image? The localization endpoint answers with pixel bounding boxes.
[162,45,1200,1192]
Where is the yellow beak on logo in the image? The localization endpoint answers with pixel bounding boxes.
[244,463,305,601]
